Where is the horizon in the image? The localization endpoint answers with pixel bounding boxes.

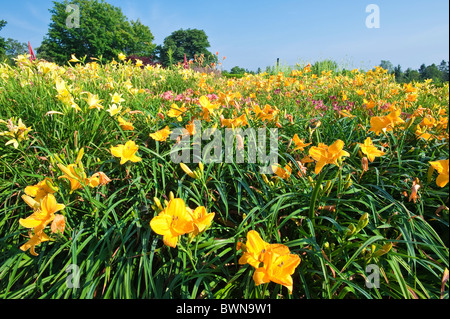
[1,0,449,72]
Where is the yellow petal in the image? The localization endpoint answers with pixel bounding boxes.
[110,145,125,158]
[150,214,172,236]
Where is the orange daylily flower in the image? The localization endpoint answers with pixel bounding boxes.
[253,249,301,294]
[188,206,215,236]
[110,140,142,165]
[308,139,350,174]
[429,159,449,187]
[415,125,433,141]
[238,230,288,268]
[368,108,404,135]
[385,108,405,127]
[368,116,392,135]
[253,104,278,122]
[184,121,197,136]
[57,163,99,193]
[117,116,134,131]
[150,198,194,248]
[358,137,385,162]
[24,177,58,202]
[238,230,301,293]
[88,172,112,187]
[167,104,187,122]
[199,95,219,116]
[291,134,311,151]
[149,126,172,142]
[19,194,66,256]
[271,164,292,180]
[220,114,248,128]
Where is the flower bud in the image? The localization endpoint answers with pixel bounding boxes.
[357,213,369,231]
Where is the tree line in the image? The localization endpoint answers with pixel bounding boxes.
[379,60,449,84]
[0,0,216,67]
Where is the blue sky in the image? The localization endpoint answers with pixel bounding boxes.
[1,0,448,71]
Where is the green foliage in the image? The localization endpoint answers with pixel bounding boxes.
[311,59,339,75]
[379,60,449,84]
[0,20,7,59]
[0,50,448,300]
[37,0,156,64]
[157,28,217,67]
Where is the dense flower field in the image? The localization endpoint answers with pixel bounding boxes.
[0,54,448,299]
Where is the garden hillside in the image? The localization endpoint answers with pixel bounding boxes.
[0,54,448,299]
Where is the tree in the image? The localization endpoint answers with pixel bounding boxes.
[230,66,246,74]
[379,60,394,73]
[404,68,421,83]
[37,0,156,64]
[158,28,216,66]
[5,38,28,59]
[0,20,7,59]
[393,64,405,82]
[421,63,442,83]
[438,60,449,82]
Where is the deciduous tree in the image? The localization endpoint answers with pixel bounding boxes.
[37,0,156,64]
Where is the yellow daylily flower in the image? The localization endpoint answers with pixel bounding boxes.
[429,159,449,187]
[368,116,392,135]
[252,249,301,294]
[271,164,292,180]
[149,126,172,142]
[107,104,122,117]
[199,95,219,116]
[19,194,65,256]
[150,198,195,248]
[110,92,125,104]
[117,116,134,131]
[57,163,97,192]
[24,178,58,202]
[82,92,103,110]
[238,230,289,268]
[358,137,385,162]
[69,54,81,63]
[118,53,126,61]
[291,134,311,151]
[188,206,215,236]
[20,231,51,256]
[167,104,187,122]
[308,139,350,174]
[110,140,142,165]
[238,230,301,293]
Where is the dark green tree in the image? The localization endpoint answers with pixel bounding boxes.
[0,20,7,59]
[404,68,421,83]
[393,64,405,82]
[5,38,28,59]
[420,63,442,83]
[158,28,216,66]
[438,60,449,82]
[230,66,246,74]
[37,0,156,64]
